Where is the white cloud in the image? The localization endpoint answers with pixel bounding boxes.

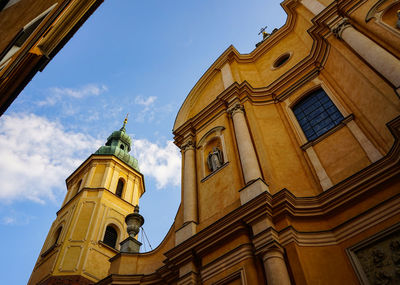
[1,216,16,225]
[132,139,181,189]
[135,95,157,106]
[37,84,108,106]
[51,84,108,98]
[0,113,181,205]
[134,95,157,123]
[0,113,101,204]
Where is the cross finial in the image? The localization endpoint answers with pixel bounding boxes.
[258,25,268,35]
[120,113,129,132]
[258,25,270,40]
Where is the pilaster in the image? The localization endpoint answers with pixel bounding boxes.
[227,102,264,185]
[332,18,400,94]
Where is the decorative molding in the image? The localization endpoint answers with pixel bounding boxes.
[201,244,252,282]
[211,268,246,285]
[332,17,352,39]
[366,0,390,22]
[227,103,244,116]
[197,126,226,148]
[347,223,400,285]
[181,140,196,152]
[167,115,400,263]
[59,245,84,272]
[201,162,229,183]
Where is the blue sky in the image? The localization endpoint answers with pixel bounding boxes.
[0,1,286,283]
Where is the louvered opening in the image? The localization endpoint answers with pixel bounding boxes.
[103,226,118,248]
[116,179,124,198]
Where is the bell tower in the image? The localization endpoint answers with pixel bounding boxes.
[28,117,145,285]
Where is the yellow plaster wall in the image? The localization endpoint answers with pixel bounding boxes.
[313,126,370,184]
[246,101,318,196]
[188,71,225,118]
[29,155,142,284]
[235,62,263,87]
[195,115,243,227]
[92,164,106,187]
[254,35,310,88]
[324,39,400,151]
[294,244,359,284]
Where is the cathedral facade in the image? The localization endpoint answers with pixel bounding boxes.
[29,0,400,284]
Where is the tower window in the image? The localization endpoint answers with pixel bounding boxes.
[116,179,124,198]
[76,179,82,193]
[293,88,344,141]
[53,227,62,246]
[120,144,125,150]
[103,225,118,248]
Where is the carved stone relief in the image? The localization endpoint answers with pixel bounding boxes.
[348,225,400,285]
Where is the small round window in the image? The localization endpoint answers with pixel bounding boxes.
[272,52,291,69]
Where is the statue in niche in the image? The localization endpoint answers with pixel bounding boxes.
[207,147,223,172]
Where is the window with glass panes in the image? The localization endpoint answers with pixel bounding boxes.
[293,89,344,141]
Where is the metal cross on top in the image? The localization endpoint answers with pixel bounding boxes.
[258,25,271,40]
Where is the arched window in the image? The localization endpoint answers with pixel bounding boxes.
[53,227,62,246]
[293,88,344,141]
[115,179,124,198]
[103,225,118,248]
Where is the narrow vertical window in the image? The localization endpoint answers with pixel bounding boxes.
[293,88,344,141]
[53,227,62,246]
[116,179,124,198]
[72,179,82,197]
[103,226,118,248]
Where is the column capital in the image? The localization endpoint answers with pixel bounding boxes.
[227,103,244,116]
[181,139,195,152]
[261,246,285,261]
[332,17,351,39]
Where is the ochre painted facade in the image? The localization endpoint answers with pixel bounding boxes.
[29,138,146,284]
[29,0,400,284]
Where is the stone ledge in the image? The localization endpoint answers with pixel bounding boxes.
[239,178,269,205]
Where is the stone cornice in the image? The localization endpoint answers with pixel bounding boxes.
[173,0,299,131]
[173,81,274,147]
[99,116,400,284]
[65,154,145,186]
[167,116,400,265]
[56,188,135,216]
[174,1,349,142]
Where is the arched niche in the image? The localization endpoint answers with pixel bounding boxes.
[197,126,228,179]
[366,0,400,36]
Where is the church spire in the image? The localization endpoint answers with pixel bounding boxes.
[94,115,139,171]
[120,113,129,132]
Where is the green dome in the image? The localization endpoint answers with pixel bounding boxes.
[94,116,139,171]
